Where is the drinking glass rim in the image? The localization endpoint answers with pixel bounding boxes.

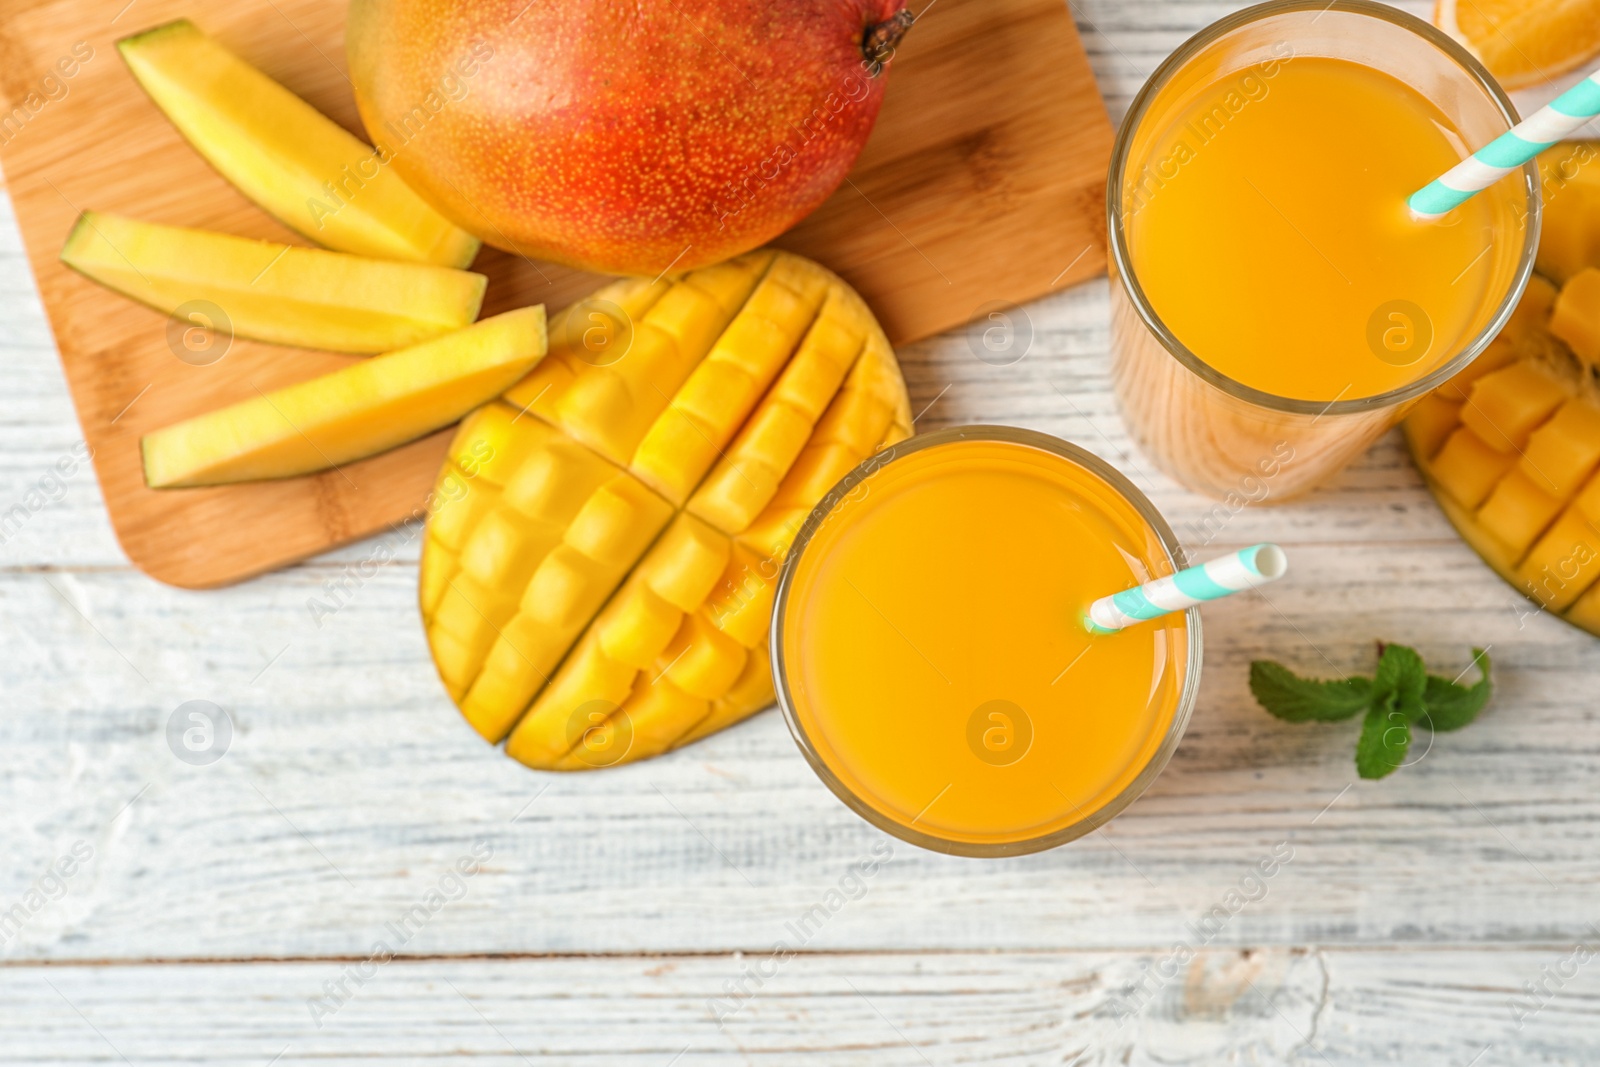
[1105,0,1542,418]
[768,425,1205,858]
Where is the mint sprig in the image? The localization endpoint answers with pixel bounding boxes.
[1249,644,1492,780]
[1247,662,1370,722]
[1421,650,1493,732]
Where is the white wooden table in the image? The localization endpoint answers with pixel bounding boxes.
[4,1,1598,1062]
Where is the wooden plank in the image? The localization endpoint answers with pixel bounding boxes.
[0,949,1589,1064]
[0,0,1111,589]
[0,541,1594,960]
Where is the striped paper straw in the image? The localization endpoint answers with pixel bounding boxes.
[1410,69,1600,218]
[1084,543,1288,634]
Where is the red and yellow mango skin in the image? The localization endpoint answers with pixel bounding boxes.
[347,0,911,276]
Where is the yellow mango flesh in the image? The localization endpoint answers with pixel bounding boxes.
[1428,427,1517,511]
[1407,228,1600,635]
[1458,360,1568,452]
[1537,143,1600,285]
[1407,393,1463,461]
[142,306,545,487]
[61,211,486,354]
[119,19,479,268]
[1518,506,1600,613]
[1549,267,1600,367]
[1521,397,1600,499]
[422,251,913,767]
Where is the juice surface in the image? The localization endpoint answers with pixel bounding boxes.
[1127,55,1516,402]
[780,439,1191,847]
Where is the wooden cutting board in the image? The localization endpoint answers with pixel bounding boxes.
[0,0,1113,588]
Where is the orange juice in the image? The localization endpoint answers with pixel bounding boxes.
[1108,3,1537,501]
[1129,55,1512,402]
[774,429,1197,855]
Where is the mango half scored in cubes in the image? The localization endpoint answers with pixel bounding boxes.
[420,251,913,769]
[1407,253,1600,635]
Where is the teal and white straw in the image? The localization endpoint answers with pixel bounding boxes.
[1085,543,1288,634]
[1411,69,1600,219]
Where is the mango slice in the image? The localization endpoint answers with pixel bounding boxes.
[421,252,912,768]
[119,19,480,268]
[1407,228,1600,635]
[142,306,545,487]
[61,211,486,354]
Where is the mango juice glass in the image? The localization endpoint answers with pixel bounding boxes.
[771,427,1202,857]
[1108,0,1540,501]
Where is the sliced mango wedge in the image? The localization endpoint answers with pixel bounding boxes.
[62,211,486,354]
[119,19,480,268]
[143,306,545,488]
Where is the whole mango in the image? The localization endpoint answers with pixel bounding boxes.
[348,0,914,275]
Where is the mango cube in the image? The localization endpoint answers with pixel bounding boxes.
[1550,268,1600,366]
[1460,361,1569,452]
[1576,471,1600,525]
[1537,142,1600,284]
[428,466,499,554]
[1506,275,1560,345]
[707,544,781,650]
[1476,469,1565,556]
[655,611,749,700]
[638,516,731,611]
[673,646,777,750]
[1521,399,1600,499]
[598,581,684,670]
[1405,393,1463,461]
[1430,427,1517,509]
[587,681,710,770]
[1517,508,1600,611]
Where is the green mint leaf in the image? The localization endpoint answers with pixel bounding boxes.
[1249,661,1372,722]
[1356,701,1410,780]
[1372,644,1427,721]
[1421,648,1493,732]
